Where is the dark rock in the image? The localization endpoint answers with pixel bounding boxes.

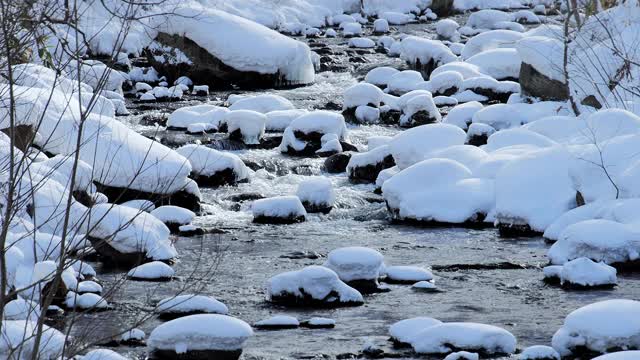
[345,279,390,294]
[269,290,363,308]
[380,110,401,125]
[224,192,265,202]
[323,101,343,111]
[324,152,352,173]
[468,86,515,103]
[581,95,602,109]
[432,262,536,271]
[73,190,95,207]
[301,201,332,214]
[401,110,440,128]
[340,142,358,152]
[149,349,243,360]
[191,167,247,188]
[300,320,335,329]
[253,214,306,225]
[150,32,308,89]
[466,133,489,146]
[93,182,201,212]
[520,62,569,101]
[254,322,299,330]
[430,0,454,16]
[87,236,149,267]
[348,154,395,184]
[1,124,34,151]
[497,223,542,237]
[139,113,169,127]
[279,251,322,260]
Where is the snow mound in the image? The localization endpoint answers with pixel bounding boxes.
[519,345,560,360]
[265,109,307,132]
[255,315,300,328]
[83,349,128,360]
[167,105,228,130]
[444,352,479,360]
[296,177,335,212]
[176,144,249,184]
[157,295,229,316]
[388,123,467,169]
[343,82,385,110]
[127,261,175,280]
[324,247,385,282]
[252,196,307,224]
[384,266,433,283]
[365,67,400,87]
[148,314,253,353]
[552,300,640,357]
[545,257,617,288]
[389,317,443,345]
[410,322,517,355]
[151,206,195,226]
[593,352,640,360]
[267,265,364,306]
[226,110,267,145]
[228,94,295,113]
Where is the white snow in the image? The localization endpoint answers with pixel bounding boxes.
[365,67,400,87]
[444,352,479,360]
[121,328,145,341]
[436,19,460,41]
[349,37,376,48]
[466,48,521,80]
[323,246,385,282]
[399,93,441,127]
[168,105,229,130]
[388,124,467,169]
[387,70,424,95]
[151,206,195,226]
[229,94,295,113]
[444,101,484,129]
[148,314,253,353]
[373,19,390,33]
[400,36,457,70]
[265,109,307,132]
[593,352,640,360]
[548,257,617,287]
[127,261,175,280]
[83,349,128,360]
[157,295,229,315]
[65,292,110,310]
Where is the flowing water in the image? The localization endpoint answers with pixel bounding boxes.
[69,17,640,360]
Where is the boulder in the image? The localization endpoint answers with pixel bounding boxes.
[519,62,569,101]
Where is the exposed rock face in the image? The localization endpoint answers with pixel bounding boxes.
[430,0,454,17]
[519,62,569,101]
[150,33,303,89]
[253,214,306,225]
[87,236,148,267]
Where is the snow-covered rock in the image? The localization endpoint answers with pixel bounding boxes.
[519,345,560,360]
[410,322,517,355]
[365,67,400,88]
[399,93,441,127]
[400,36,457,77]
[552,300,640,357]
[148,314,253,359]
[387,70,424,95]
[127,261,175,281]
[254,315,300,329]
[544,258,617,289]
[150,205,195,232]
[65,292,110,310]
[279,111,347,156]
[324,247,385,292]
[265,109,307,132]
[176,144,249,187]
[252,196,307,224]
[167,105,228,130]
[296,177,335,214]
[150,6,314,88]
[384,266,433,284]
[347,145,395,184]
[349,37,376,48]
[157,294,229,319]
[267,265,364,307]
[228,94,294,113]
[444,352,479,360]
[373,19,390,34]
[226,110,267,145]
[0,320,66,359]
[389,317,443,345]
